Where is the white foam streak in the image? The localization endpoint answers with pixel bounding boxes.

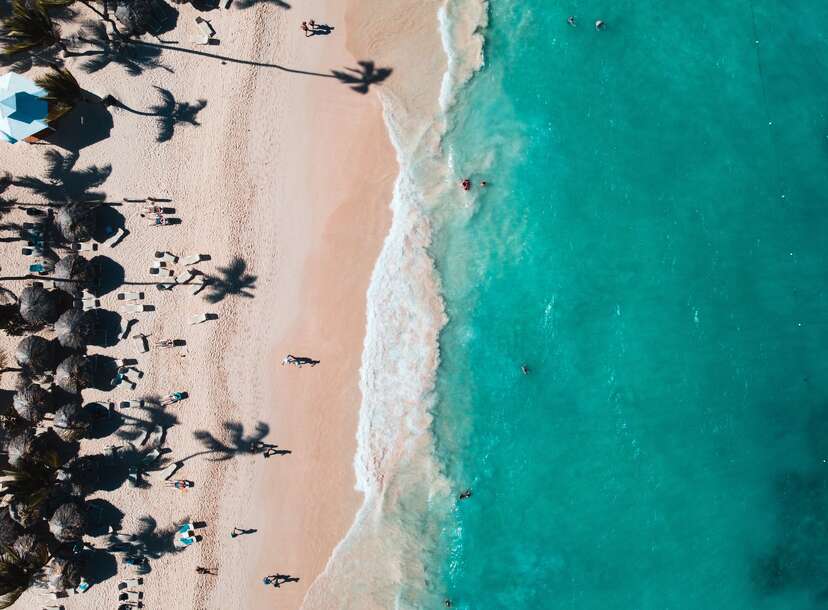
[301,1,488,608]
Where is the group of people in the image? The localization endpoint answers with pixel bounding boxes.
[567,15,606,30]
[461,178,488,191]
[300,19,334,37]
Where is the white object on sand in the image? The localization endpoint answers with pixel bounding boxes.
[154,251,178,263]
[104,227,126,248]
[158,462,181,480]
[181,254,204,266]
[122,304,152,314]
[194,17,215,44]
[189,313,212,325]
[118,291,142,301]
[149,267,175,277]
[134,334,149,353]
[175,269,195,284]
[71,241,97,252]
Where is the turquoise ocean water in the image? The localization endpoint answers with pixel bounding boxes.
[429,1,828,608]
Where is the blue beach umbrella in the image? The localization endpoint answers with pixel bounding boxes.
[0,72,49,144]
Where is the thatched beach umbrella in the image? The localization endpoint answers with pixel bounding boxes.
[48,502,87,542]
[12,384,52,423]
[18,285,61,325]
[54,309,94,350]
[8,498,44,529]
[56,202,98,243]
[35,556,82,593]
[53,255,94,296]
[52,401,89,442]
[115,0,161,35]
[12,534,49,570]
[14,335,58,374]
[54,355,93,394]
[6,430,34,468]
[0,508,22,547]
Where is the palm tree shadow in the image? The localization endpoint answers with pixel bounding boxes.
[203,257,256,304]
[147,87,207,143]
[105,514,186,573]
[187,420,270,462]
[331,61,392,94]
[75,21,172,77]
[14,150,112,202]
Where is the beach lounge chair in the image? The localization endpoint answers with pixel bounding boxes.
[118,579,143,590]
[119,400,142,409]
[81,300,100,311]
[114,377,137,391]
[122,304,152,314]
[70,241,97,252]
[175,269,195,284]
[154,251,178,263]
[181,254,204,266]
[134,334,150,353]
[118,292,143,301]
[149,267,175,277]
[157,462,181,480]
[128,467,142,486]
[119,591,143,601]
[189,313,212,325]
[105,227,127,248]
[194,16,214,44]
[119,319,136,340]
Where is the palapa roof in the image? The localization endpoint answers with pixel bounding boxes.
[12,533,49,569]
[48,502,87,542]
[53,254,94,296]
[52,400,89,442]
[0,72,49,144]
[54,354,93,394]
[15,335,58,374]
[56,202,98,243]
[54,308,94,350]
[0,507,22,546]
[6,429,34,468]
[19,285,62,325]
[12,383,52,423]
[35,556,82,593]
[115,0,162,35]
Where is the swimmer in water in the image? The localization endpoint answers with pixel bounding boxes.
[459,489,472,500]
[595,19,605,30]
[567,15,576,27]
[521,364,530,375]
[461,178,471,191]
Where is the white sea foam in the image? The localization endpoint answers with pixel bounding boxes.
[301,1,488,608]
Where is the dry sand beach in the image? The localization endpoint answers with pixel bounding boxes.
[0,0,421,604]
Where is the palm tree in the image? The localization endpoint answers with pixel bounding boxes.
[0,545,38,609]
[0,0,66,59]
[35,67,82,122]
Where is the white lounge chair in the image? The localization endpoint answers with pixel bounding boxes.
[181,254,204,266]
[149,268,175,277]
[154,251,178,263]
[117,292,143,301]
[70,241,97,252]
[120,591,143,601]
[104,227,126,248]
[189,313,211,325]
[121,304,152,314]
[175,269,195,284]
[119,400,142,409]
[151,260,168,269]
[115,378,137,391]
[194,16,214,44]
[157,462,181,480]
[118,578,143,590]
[134,334,149,353]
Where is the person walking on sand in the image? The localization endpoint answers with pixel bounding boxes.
[300,21,311,36]
[196,566,216,575]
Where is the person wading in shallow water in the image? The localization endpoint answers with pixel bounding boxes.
[459,489,472,500]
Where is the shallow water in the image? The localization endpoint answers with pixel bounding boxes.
[430,1,828,608]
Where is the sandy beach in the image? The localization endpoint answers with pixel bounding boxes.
[1,0,396,605]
